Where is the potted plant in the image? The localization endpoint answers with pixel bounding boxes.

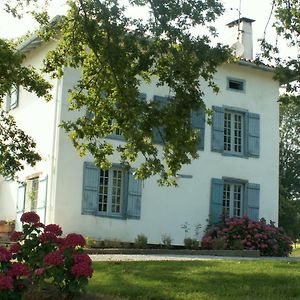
[0,220,15,238]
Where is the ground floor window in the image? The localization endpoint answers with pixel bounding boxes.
[223,182,243,218]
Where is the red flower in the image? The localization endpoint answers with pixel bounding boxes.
[10,231,23,242]
[0,275,13,290]
[64,233,86,248]
[7,263,30,277]
[20,212,40,224]
[39,232,58,243]
[34,268,45,276]
[44,251,64,266]
[44,224,63,236]
[73,253,92,265]
[10,242,21,254]
[0,247,12,262]
[34,222,45,229]
[71,262,93,278]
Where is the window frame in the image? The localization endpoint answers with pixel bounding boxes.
[223,181,244,218]
[7,85,19,110]
[98,167,124,217]
[223,109,245,156]
[227,77,246,93]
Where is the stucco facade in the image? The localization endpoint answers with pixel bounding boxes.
[0,36,279,245]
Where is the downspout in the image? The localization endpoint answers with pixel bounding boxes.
[47,77,63,223]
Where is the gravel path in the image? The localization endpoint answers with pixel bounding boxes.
[90,254,300,261]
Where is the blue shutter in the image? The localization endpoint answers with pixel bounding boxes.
[211,106,224,152]
[153,95,167,144]
[16,185,26,231]
[245,183,260,221]
[138,93,147,101]
[37,176,48,224]
[82,162,99,215]
[191,110,205,150]
[126,170,142,219]
[247,113,260,157]
[211,178,224,224]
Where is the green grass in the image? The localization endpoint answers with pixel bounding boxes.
[87,260,300,300]
[291,244,300,257]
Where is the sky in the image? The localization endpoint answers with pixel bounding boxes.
[0,0,293,58]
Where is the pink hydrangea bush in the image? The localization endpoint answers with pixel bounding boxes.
[201,216,293,256]
[0,211,93,299]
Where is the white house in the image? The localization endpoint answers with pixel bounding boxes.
[0,18,279,245]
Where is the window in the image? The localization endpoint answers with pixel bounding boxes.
[224,110,244,154]
[99,168,123,215]
[211,106,260,158]
[25,177,39,212]
[82,162,142,219]
[223,182,243,218]
[7,85,19,110]
[211,178,260,224]
[227,78,245,92]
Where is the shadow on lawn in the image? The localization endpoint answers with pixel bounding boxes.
[88,261,300,300]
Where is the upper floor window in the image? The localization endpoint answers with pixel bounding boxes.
[211,106,260,158]
[224,110,244,154]
[227,78,245,92]
[6,85,19,110]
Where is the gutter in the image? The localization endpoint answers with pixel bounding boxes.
[236,60,275,73]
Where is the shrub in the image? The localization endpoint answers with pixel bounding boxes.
[161,234,172,248]
[201,216,293,256]
[184,237,199,250]
[0,211,93,299]
[134,234,148,249]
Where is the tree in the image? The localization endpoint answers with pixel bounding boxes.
[279,99,300,240]
[41,0,231,185]
[0,33,52,179]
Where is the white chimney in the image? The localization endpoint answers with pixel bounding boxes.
[226,17,255,60]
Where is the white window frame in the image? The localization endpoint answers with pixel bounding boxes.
[223,110,244,155]
[7,85,19,110]
[223,182,244,218]
[98,167,123,216]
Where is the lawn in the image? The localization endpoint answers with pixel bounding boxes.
[87,260,300,300]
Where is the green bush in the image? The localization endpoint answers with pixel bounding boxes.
[161,234,173,248]
[134,234,148,249]
[184,237,199,250]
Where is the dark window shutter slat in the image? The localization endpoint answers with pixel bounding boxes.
[247,113,260,157]
[245,183,260,221]
[211,106,224,152]
[82,162,99,215]
[211,178,224,224]
[191,110,205,150]
[126,170,142,219]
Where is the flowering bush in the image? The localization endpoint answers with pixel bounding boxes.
[0,211,93,300]
[201,216,293,257]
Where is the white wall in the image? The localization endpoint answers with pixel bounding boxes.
[52,63,279,245]
[0,40,60,223]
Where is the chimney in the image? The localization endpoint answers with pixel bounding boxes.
[226,17,255,60]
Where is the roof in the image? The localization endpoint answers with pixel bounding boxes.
[18,35,43,54]
[227,17,255,28]
[236,58,275,73]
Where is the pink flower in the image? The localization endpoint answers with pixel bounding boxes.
[10,231,23,242]
[44,224,63,236]
[20,212,40,224]
[8,263,30,277]
[10,242,21,254]
[64,233,86,248]
[0,275,13,290]
[73,253,92,265]
[0,247,12,262]
[34,268,45,276]
[44,251,64,266]
[39,232,58,243]
[71,262,93,278]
